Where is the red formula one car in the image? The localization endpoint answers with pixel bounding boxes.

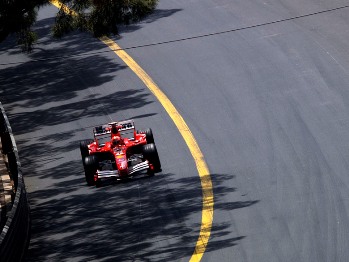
[80,119,161,186]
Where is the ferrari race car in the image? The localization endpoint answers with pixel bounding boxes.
[80,119,161,186]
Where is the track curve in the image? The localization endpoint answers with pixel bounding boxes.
[2,0,349,261]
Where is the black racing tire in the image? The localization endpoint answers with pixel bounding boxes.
[145,128,154,144]
[84,169,95,186]
[95,178,102,188]
[80,139,93,165]
[142,143,161,172]
[84,154,99,168]
[84,155,99,186]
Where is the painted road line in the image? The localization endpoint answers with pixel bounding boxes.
[100,36,213,262]
[49,1,214,261]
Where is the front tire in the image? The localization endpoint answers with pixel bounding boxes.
[142,143,161,172]
[80,139,93,165]
[84,155,99,186]
[145,128,154,144]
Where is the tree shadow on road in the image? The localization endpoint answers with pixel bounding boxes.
[0,16,158,136]
[24,171,258,262]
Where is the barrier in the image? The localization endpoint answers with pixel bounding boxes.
[0,103,31,262]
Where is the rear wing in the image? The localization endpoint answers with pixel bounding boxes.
[93,124,111,137]
[113,119,135,132]
[93,119,135,137]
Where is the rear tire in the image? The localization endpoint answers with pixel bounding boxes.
[84,155,99,186]
[142,143,161,172]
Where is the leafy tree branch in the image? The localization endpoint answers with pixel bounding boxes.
[0,0,158,51]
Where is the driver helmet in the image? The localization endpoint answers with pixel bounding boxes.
[112,136,121,146]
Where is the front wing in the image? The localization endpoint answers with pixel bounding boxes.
[96,160,150,179]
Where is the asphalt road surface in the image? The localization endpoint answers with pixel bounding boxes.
[1,0,349,261]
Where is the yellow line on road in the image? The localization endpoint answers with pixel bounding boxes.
[50,1,214,260]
